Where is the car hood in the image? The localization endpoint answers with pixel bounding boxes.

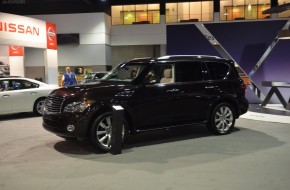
[49,81,131,99]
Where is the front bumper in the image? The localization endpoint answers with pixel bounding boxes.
[42,112,92,138]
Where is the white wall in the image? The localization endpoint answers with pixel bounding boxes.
[0,45,9,66]
[44,49,58,85]
[24,48,45,67]
[9,56,24,77]
[26,13,167,68]
[57,45,107,66]
[0,45,9,56]
[27,13,112,67]
[30,13,111,45]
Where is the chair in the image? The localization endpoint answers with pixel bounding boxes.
[160,69,173,83]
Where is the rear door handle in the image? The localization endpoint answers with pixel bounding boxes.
[205,86,218,89]
[3,94,10,98]
[31,92,37,95]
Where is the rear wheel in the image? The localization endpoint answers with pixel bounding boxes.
[90,112,128,152]
[33,98,46,116]
[207,103,235,135]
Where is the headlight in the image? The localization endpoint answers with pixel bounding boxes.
[64,100,95,113]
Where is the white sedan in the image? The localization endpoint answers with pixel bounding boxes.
[0,77,58,115]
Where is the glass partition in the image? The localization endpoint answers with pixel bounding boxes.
[166,1,214,23]
[278,0,290,18]
[112,4,160,25]
[220,0,270,20]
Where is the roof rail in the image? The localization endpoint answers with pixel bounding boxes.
[157,55,222,60]
[131,57,152,61]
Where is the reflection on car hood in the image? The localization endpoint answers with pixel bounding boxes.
[50,81,128,98]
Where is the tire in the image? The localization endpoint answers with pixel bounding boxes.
[33,98,46,116]
[90,112,128,152]
[207,103,235,135]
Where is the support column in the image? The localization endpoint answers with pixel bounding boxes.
[160,44,167,56]
[44,49,58,85]
[214,12,220,22]
[9,56,24,77]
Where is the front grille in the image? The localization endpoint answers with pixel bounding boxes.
[44,95,65,114]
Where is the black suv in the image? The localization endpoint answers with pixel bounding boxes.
[43,55,248,152]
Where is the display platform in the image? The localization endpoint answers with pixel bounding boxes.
[241,104,290,124]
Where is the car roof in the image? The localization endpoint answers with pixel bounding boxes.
[126,55,231,64]
[0,76,21,79]
[126,57,153,64]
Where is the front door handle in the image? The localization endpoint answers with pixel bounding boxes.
[167,88,180,93]
[3,94,10,98]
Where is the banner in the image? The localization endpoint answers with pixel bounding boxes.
[0,12,57,50]
[46,22,57,50]
[9,46,23,56]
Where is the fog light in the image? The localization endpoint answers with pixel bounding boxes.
[67,125,75,132]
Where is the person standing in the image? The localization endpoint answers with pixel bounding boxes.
[62,67,77,86]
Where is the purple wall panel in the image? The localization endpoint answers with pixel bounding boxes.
[253,40,290,103]
[166,21,289,104]
[204,21,287,74]
[167,24,219,56]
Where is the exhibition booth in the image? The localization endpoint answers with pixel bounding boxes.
[0,12,58,84]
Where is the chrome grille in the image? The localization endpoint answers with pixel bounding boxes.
[44,95,65,114]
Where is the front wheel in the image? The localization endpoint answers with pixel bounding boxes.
[90,112,128,152]
[33,98,46,116]
[207,103,235,135]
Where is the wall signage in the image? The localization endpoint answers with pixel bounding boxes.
[9,46,24,56]
[0,12,57,50]
[46,22,57,50]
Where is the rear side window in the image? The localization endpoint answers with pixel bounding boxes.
[206,62,230,80]
[175,62,203,82]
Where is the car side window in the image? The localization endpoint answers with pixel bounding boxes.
[0,80,9,92]
[206,62,230,80]
[175,62,203,82]
[9,80,39,90]
[144,64,174,84]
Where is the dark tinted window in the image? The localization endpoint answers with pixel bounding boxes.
[175,62,203,82]
[206,62,230,80]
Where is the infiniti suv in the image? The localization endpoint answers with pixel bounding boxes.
[43,55,248,152]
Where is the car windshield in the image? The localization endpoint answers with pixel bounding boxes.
[102,62,147,82]
[84,73,95,79]
[84,72,107,80]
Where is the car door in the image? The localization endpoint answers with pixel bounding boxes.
[127,63,180,130]
[172,61,210,123]
[9,79,40,113]
[0,80,12,114]
[204,61,235,96]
